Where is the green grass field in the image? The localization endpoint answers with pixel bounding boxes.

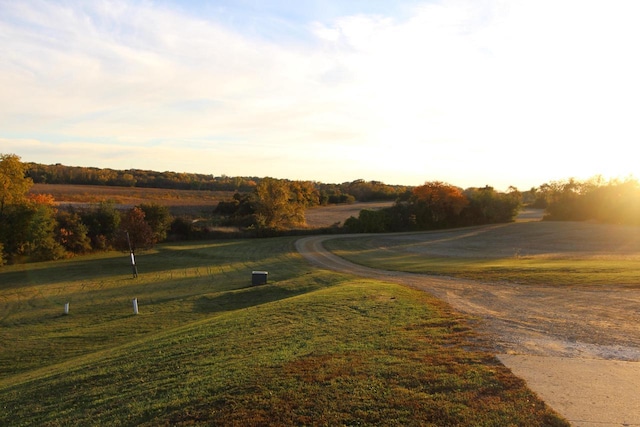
[324,221,640,287]
[0,237,568,426]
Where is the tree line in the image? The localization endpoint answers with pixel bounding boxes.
[1,155,410,264]
[1,155,178,264]
[213,180,524,234]
[26,162,258,191]
[343,182,522,232]
[342,175,640,233]
[531,176,640,224]
[6,153,638,265]
[25,162,409,202]
[3,153,517,264]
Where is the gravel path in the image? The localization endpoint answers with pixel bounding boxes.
[295,234,640,426]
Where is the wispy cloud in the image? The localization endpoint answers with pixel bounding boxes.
[1,0,639,188]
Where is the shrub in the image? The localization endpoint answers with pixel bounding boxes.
[343,209,392,233]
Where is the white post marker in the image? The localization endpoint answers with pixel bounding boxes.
[64,302,69,315]
[132,298,139,315]
[126,231,138,278]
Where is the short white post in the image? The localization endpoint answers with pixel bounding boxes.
[64,302,69,315]
[132,298,139,315]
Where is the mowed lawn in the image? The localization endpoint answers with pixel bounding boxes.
[325,221,640,287]
[0,237,568,426]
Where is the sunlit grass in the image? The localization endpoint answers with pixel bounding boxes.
[324,223,640,287]
[0,237,319,378]
[0,237,567,425]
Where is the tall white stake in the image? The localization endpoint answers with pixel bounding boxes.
[126,231,138,278]
[132,298,139,315]
[64,302,69,315]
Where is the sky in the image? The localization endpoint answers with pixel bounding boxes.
[1,0,639,191]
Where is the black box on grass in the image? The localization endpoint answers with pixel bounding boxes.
[252,271,268,286]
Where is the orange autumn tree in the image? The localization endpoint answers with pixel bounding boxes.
[410,181,469,228]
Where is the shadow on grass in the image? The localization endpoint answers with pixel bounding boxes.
[0,256,131,290]
[0,238,301,291]
[193,281,328,314]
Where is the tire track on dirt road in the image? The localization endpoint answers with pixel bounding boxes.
[295,235,640,427]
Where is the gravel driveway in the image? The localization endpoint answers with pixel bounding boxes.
[295,233,640,426]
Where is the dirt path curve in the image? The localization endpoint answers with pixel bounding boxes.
[295,235,640,427]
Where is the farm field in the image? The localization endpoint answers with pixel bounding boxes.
[30,183,393,225]
[30,183,233,216]
[0,236,567,425]
[305,201,394,228]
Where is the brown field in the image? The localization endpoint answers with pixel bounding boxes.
[304,201,394,228]
[30,183,234,215]
[31,184,394,223]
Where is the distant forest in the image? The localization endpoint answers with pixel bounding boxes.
[25,162,410,203]
[2,155,639,266]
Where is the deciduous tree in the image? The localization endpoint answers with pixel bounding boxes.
[410,181,468,228]
[56,210,92,254]
[254,178,305,229]
[462,186,521,224]
[344,209,391,233]
[0,154,33,215]
[0,155,64,262]
[1,194,65,262]
[542,176,640,224]
[24,198,66,261]
[139,203,172,243]
[116,207,155,252]
[80,201,121,250]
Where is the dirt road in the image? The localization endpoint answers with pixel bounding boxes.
[295,235,640,426]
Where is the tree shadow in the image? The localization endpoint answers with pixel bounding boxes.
[193,281,323,314]
[0,239,287,291]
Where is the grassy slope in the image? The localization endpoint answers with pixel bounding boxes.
[325,221,640,287]
[0,237,567,426]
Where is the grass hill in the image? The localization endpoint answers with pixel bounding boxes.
[0,234,568,425]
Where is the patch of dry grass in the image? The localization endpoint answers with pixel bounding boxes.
[305,201,394,228]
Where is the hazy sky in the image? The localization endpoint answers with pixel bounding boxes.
[1,0,639,190]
